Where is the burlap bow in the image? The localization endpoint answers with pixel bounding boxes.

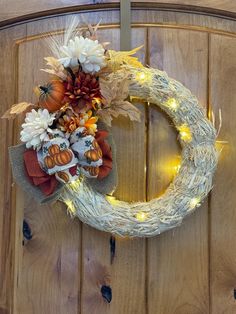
[9,123,117,204]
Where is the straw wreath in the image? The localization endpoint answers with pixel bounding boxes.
[60,66,218,237]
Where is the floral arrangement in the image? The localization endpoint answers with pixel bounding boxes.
[3,22,142,198]
[4,21,218,237]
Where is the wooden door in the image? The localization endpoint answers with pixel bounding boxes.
[0,2,236,314]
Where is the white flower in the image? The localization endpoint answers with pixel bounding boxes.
[20,109,55,150]
[58,36,106,73]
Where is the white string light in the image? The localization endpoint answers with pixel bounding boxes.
[135,212,148,222]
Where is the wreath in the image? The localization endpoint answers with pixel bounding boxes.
[3,22,218,237]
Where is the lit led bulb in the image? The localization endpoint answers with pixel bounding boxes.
[69,179,81,191]
[165,98,179,111]
[173,164,181,174]
[64,199,76,214]
[106,195,118,205]
[135,211,148,222]
[136,72,146,81]
[70,180,79,187]
[215,140,228,152]
[178,124,192,142]
[189,197,201,209]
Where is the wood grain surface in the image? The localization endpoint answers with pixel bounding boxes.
[0,25,26,314]
[209,34,236,314]
[0,4,236,314]
[147,28,209,314]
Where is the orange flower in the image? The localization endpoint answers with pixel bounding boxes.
[57,109,98,135]
[82,111,98,135]
[58,114,81,133]
[67,116,81,132]
[91,97,103,110]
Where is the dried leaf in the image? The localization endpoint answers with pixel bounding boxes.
[97,110,113,126]
[100,72,130,105]
[41,57,66,79]
[2,102,36,119]
[105,46,144,72]
[34,86,41,97]
[98,71,141,125]
[86,20,101,40]
[112,100,141,121]
[98,101,141,126]
[81,20,110,48]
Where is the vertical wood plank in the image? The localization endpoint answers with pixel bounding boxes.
[147,28,210,314]
[0,25,26,314]
[80,28,147,314]
[209,34,236,314]
[15,18,81,314]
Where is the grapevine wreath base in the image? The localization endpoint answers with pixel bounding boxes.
[60,67,218,237]
[5,22,218,237]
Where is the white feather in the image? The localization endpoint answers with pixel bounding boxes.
[45,16,81,59]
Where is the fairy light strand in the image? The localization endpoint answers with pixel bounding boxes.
[165,98,179,111]
[178,124,192,142]
[135,212,148,222]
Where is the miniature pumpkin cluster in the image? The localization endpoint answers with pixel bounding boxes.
[44,144,73,169]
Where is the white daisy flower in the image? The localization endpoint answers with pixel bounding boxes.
[58,36,106,73]
[20,109,55,150]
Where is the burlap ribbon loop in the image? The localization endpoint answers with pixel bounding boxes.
[9,122,117,204]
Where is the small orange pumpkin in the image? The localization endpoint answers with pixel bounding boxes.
[92,140,103,158]
[84,149,100,162]
[39,80,65,112]
[48,144,60,156]
[83,166,99,176]
[92,140,99,149]
[53,149,73,166]
[96,147,103,159]
[44,155,55,169]
[57,171,70,183]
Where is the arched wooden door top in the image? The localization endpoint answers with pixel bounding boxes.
[0,1,236,29]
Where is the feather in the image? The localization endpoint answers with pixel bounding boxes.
[63,16,81,47]
[45,16,81,59]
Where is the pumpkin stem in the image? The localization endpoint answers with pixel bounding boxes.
[39,85,48,93]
